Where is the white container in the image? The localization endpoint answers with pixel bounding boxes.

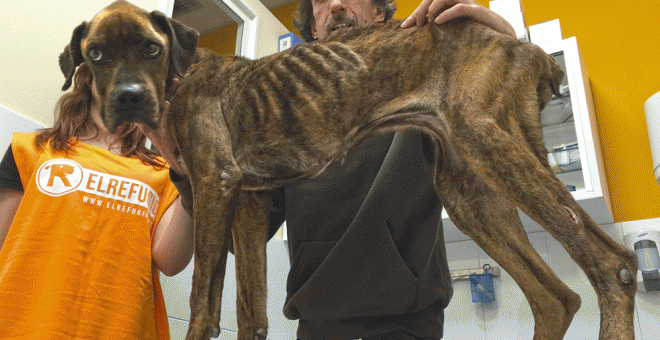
[624,228,660,292]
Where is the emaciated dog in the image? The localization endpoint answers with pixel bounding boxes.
[59,1,638,340]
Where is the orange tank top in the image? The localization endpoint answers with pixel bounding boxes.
[0,132,177,340]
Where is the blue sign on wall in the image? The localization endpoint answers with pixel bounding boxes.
[279,32,303,52]
[469,272,495,303]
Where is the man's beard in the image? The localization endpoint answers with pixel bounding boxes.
[323,13,358,36]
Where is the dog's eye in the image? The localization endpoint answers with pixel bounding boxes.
[146,43,160,57]
[89,49,103,62]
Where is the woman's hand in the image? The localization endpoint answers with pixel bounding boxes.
[401,0,516,38]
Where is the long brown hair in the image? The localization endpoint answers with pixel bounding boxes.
[35,63,165,168]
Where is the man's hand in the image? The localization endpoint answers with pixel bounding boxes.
[138,78,189,177]
[401,0,516,38]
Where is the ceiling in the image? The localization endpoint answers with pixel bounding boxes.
[173,0,295,35]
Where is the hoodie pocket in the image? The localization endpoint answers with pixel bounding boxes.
[283,217,419,320]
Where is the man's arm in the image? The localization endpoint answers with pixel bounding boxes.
[169,169,194,216]
[401,0,516,38]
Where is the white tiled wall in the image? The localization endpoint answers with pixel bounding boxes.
[443,218,660,340]
[161,219,660,340]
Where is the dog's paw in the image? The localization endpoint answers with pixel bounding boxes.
[186,314,221,340]
[216,169,242,196]
[219,170,234,193]
[255,328,267,340]
[211,326,221,339]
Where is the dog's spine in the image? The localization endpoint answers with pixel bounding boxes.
[237,43,369,144]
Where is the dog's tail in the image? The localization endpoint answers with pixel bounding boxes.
[351,108,460,172]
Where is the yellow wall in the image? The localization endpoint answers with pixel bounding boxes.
[519,1,660,222]
[199,24,239,56]
[271,1,300,34]
[264,0,660,222]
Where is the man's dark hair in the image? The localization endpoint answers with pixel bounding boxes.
[293,0,397,42]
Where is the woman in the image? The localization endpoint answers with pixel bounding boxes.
[0,62,193,340]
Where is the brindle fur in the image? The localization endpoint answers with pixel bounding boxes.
[59,2,638,340]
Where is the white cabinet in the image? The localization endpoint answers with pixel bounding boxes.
[442,37,612,242]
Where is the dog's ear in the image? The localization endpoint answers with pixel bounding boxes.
[150,11,199,78]
[547,57,565,97]
[59,22,88,91]
[537,56,566,110]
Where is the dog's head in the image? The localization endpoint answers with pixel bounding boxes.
[59,0,199,133]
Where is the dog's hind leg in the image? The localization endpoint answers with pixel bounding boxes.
[232,191,270,340]
[446,111,637,339]
[437,160,580,339]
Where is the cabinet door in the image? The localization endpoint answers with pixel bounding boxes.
[553,37,611,222]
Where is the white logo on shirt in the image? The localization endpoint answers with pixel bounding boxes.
[36,159,84,196]
[35,159,160,218]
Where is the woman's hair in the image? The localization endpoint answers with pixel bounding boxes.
[35,63,165,168]
[293,0,397,42]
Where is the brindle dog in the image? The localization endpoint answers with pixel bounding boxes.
[59,1,638,340]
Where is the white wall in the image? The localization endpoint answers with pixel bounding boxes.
[0,0,163,127]
[241,0,288,58]
[0,106,43,154]
[443,217,660,340]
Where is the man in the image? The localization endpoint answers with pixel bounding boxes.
[153,1,514,338]
[268,1,513,339]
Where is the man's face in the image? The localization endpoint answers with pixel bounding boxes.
[311,0,385,39]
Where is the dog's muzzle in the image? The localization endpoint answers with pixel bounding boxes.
[114,83,147,114]
[110,83,155,131]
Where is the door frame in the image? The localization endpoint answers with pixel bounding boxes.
[161,0,258,59]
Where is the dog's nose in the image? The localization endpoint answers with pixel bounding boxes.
[114,84,146,114]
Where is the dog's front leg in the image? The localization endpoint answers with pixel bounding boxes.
[181,111,244,340]
[186,173,241,340]
[232,191,270,340]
